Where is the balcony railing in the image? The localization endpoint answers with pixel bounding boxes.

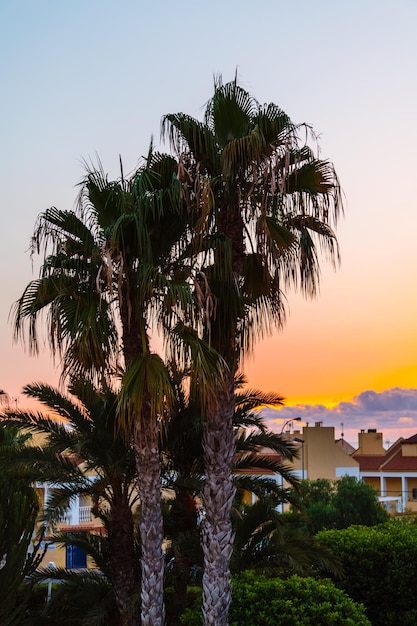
[79,506,92,523]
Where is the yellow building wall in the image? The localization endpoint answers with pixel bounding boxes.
[385,477,402,499]
[34,485,101,569]
[300,425,359,481]
[407,478,417,499]
[363,476,380,492]
[403,444,417,456]
[356,430,384,455]
[38,542,67,569]
[38,539,98,569]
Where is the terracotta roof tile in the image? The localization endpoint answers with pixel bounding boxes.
[381,451,417,471]
[352,454,386,471]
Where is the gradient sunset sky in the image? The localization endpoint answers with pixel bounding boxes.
[1,0,416,446]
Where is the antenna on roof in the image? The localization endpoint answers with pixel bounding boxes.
[341,422,344,439]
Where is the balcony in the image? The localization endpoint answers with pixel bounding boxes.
[79,506,92,523]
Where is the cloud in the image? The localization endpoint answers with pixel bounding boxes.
[260,388,417,446]
[353,388,417,411]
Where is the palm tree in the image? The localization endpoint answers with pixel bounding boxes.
[28,532,122,625]
[0,420,45,625]
[161,374,299,622]
[3,380,140,626]
[12,150,207,625]
[231,497,342,579]
[163,76,342,624]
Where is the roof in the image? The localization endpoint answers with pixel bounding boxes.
[353,454,387,471]
[353,435,417,472]
[381,452,417,471]
[336,438,356,455]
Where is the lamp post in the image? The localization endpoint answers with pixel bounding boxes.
[46,562,56,602]
[280,416,302,434]
[294,437,305,480]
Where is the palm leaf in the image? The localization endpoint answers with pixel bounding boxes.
[119,353,176,431]
[162,113,220,175]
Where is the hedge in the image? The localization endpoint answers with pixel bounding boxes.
[180,572,370,625]
[318,521,417,626]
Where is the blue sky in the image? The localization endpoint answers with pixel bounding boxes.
[1,0,417,445]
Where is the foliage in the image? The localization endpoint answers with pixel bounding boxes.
[21,584,67,625]
[180,572,370,626]
[24,530,139,625]
[2,381,140,626]
[318,520,417,626]
[293,476,389,534]
[231,497,343,579]
[29,567,118,625]
[332,475,389,527]
[165,586,202,626]
[164,75,343,624]
[162,378,300,622]
[14,75,343,626]
[0,424,45,625]
[13,147,217,625]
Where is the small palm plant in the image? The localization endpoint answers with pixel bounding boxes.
[2,380,140,626]
[0,419,46,625]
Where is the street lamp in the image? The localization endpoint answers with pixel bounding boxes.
[280,416,302,434]
[46,562,56,602]
[294,437,305,480]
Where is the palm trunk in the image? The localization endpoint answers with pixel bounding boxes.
[121,286,166,626]
[201,377,236,626]
[108,498,140,626]
[134,417,165,626]
[200,200,243,625]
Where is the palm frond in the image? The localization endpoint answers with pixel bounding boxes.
[118,353,176,433]
[162,113,220,175]
[168,322,227,410]
[31,207,98,258]
[234,386,285,415]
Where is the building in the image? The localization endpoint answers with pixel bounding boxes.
[353,430,417,513]
[240,421,360,509]
[34,475,103,570]
[289,422,360,481]
[284,424,417,514]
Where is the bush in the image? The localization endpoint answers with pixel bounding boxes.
[180,572,370,625]
[318,520,417,626]
[294,476,388,534]
[165,585,202,625]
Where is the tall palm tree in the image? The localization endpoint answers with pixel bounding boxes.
[163,76,342,624]
[12,150,212,625]
[161,373,299,622]
[3,380,140,626]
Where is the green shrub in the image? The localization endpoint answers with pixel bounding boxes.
[294,476,389,534]
[180,572,370,625]
[165,585,202,625]
[318,521,417,626]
